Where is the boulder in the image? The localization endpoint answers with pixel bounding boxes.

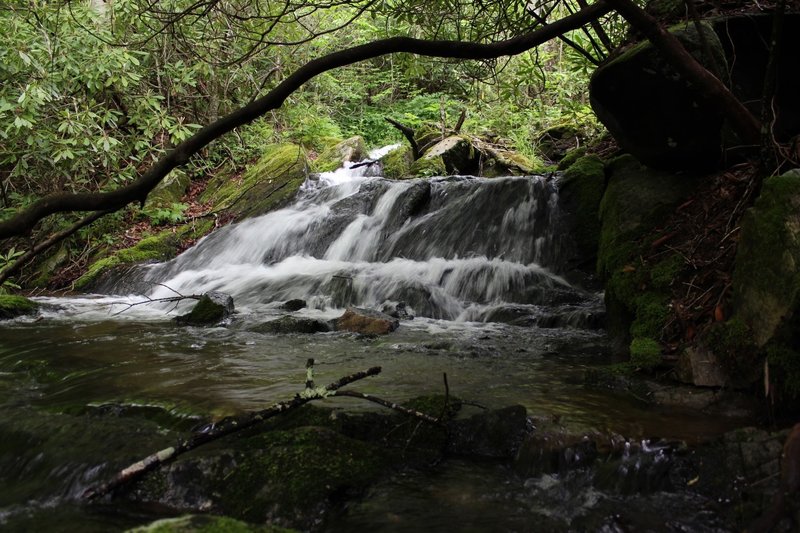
[410,135,474,176]
[199,143,308,220]
[143,169,191,210]
[254,315,331,334]
[590,22,728,170]
[675,346,728,387]
[313,136,367,173]
[334,307,399,335]
[175,292,234,326]
[379,145,414,179]
[536,125,585,163]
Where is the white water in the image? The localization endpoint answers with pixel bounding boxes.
[38,145,598,324]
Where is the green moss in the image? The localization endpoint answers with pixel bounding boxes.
[381,145,413,179]
[201,144,308,219]
[630,292,669,339]
[76,221,214,290]
[312,136,366,173]
[557,147,587,170]
[558,155,605,261]
[733,171,800,345]
[704,318,757,381]
[650,254,684,289]
[409,153,447,177]
[126,514,292,533]
[629,337,662,368]
[0,294,38,319]
[174,294,228,326]
[219,427,389,522]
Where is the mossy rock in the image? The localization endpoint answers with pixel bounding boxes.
[126,514,290,533]
[730,169,800,400]
[411,136,475,176]
[145,169,191,209]
[380,145,414,179]
[200,143,308,220]
[312,136,367,173]
[733,170,800,346]
[76,220,214,291]
[253,315,331,334]
[557,155,606,270]
[597,155,699,357]
[135,426,391,529]
[0,294,38,319]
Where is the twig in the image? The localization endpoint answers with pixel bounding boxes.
[82,365,382,500]
[334,390,443,426]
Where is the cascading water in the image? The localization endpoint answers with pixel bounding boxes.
[107,145,596,324]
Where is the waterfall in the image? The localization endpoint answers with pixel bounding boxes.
[125,146,591,322]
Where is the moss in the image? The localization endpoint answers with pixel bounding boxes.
[200,144,308,219]
[126,514,292,533]
[650,254,684,289]
[312,136,366,173]
[630,292,670,339]
[766,343,800,399]
[629,337,662,368]
[381,145,413,179]
[409,153,447,177]
[558,155,605,262]
[174,295,227,326]
[733,171,800,345]
[219,427,389,522]
[76,221,214,290]
[557,146,587,170]
[0,294,38,319]
[703,318,758,382]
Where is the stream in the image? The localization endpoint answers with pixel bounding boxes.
[0,147,752,531]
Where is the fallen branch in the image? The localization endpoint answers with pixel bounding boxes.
[82,364,382,500]
[385,117,421,160]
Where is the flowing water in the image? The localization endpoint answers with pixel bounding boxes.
[0,147,748,531]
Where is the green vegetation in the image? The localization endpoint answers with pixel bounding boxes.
[0,294,37,319]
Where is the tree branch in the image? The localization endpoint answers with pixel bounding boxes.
[0,1,612,241]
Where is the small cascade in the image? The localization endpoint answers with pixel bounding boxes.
[109,145,597,323]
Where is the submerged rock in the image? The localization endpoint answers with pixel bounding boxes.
[447,405,528,460]
[334,307,399,335]
[254,315,331,334]
[379,301,414,320]
[125,514,283,532]
[175,292,234,326]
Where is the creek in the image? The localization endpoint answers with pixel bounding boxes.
[0,147,750,531]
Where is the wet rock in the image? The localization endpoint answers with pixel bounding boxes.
[254,315,331,334]
[447,405,529,460]
[174,292,234,326]
[557,155,605,274]
[379,301,414,320]
[334,307,399,335]
[0,295,38,320]
[380,145,414,179]
[280,299,306,312]
[410,136,475,176]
